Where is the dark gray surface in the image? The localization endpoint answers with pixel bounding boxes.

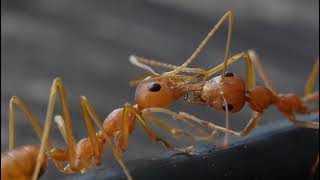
[1,1,319,179]
[67,116,320,180]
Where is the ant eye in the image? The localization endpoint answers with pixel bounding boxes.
[148,83,161,92]
[224,72,234,77]
[222,103,234,111]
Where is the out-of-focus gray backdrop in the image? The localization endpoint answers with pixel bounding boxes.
[1,0,319,179]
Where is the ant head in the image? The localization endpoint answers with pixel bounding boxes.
[201,72,246,113]
[135,76,185,109]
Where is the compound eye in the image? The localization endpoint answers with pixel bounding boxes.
[224,72,234,77]
[148,83,161,92]
[222,103,234,111]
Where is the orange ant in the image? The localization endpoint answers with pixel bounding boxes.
[137,51,319,137]
[1,10,240,180]
[129,11,319,148]
[1,76,204,180]
[129,11,319,138]
[135,50,319,175]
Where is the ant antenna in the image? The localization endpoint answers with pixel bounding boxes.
[129,55,158,75]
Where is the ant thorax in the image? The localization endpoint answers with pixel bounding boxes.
[198,73,246,113]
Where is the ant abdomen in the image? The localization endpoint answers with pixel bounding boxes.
[1,145,48,180]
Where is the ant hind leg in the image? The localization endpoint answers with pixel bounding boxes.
[247,50,276,94]
[286,113,319,129]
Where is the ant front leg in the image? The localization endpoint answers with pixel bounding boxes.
[165,11,235,76]
[136,11,236,82]
[122,103,194,154]
[143,113,216,142]
[129,55,207,74]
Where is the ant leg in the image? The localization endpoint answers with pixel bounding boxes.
[143,113,216,141]
[122,104,194,154]
[165,11,235,76]
[303,54,319,100]
[144,106,214,137]
[129,56,207,86]
[311,155,319,176]
[304,57,319,96]
[80,96,133,180]
[32,77,81,180]
[286,113,319,129]
[145,107,264,137]
[144,107,239,136]
[130,55,207,74]
[8,96,68,173]
[142,52,253,85]
[54,115,68,144]
[129,55,159,75]
[301,58,319,177]
[222,96,230,148]
[104,103,194,154]
[204,52,256,89]
[131,73,196,86]
[238,112,263,136]
[303,91,319,102]
[129,72,157,86]
[116,103,132,154]
[247,50,276,93]
[181,111,264,137]
[53,113,104,173]
[8,96,49,149]
[79,97,103,164]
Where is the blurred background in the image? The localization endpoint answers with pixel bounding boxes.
[1,0,319,179]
